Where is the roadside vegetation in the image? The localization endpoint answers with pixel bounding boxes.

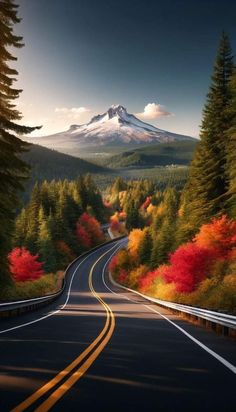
[1,176,108,301]
[109,33,236,314]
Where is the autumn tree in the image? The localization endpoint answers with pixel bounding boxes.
[0,0,40,283]
[8,247,44,282]
[163,243,215,293]
[127,229,145,260]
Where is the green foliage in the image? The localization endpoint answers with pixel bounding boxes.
[0,273,61,302]
[138,229,153,265]
[178,33,234,240]
[150,188,179,266]
[125,200,144,231]
[14,176,106,273]
[103,141,197,168]
[226,70,236,218]
[0,0,40,283]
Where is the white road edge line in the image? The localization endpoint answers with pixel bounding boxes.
[0,241,123,335]
[101,253,236,375]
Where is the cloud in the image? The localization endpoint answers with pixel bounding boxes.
[136,103,172,120]
[55,106,91,119]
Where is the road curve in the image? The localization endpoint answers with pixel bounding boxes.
[0,239,235,412]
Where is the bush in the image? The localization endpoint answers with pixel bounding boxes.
[0,272,61,302]
[163,243,216,292]
[8,248,44,282]
[194,215,236,258]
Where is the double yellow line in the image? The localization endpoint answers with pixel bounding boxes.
[11,246,116,412]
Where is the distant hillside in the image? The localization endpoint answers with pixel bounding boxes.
[103,140,197,168]
[22,144,109,183]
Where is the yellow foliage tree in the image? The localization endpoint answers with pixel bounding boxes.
[128,229,145,260]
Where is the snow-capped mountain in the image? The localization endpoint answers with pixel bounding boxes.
[27,105,194,149]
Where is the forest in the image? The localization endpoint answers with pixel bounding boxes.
[0,2,235,314]
[109,33,236,314]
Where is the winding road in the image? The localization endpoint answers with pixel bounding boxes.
[0,239,235,411]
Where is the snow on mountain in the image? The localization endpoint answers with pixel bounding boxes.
[26,105,194,149]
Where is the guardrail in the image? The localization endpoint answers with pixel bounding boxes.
[0,236,126,318]
[0,288,64,317]
[109,275,236,337]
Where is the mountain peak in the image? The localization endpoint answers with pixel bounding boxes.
[107,104,127,119]
[26,104,194,149]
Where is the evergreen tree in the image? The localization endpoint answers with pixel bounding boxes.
[178,33,234,241]
[0,0,40,283]
[150,218,174,267]
[37,207,57,273]
[226,70,236,218]
[24,183,41,253]
[139,229,153,265]
[150,188,178,267]
[126,200,143,231]
[14,207,27,246]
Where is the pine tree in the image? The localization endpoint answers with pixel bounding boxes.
[178,33,234,241]
[150,218,174,267]
[139,229,153,265]
[37,208,57,273]
[25,183,41,253]
[126,200,143,231]
[226,70,236,218]
[0,0,40,283]
[150,189,178,267]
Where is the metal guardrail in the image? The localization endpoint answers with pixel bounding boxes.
[0,288,63,315]
[109,276,236,333]
[0,236,126,318]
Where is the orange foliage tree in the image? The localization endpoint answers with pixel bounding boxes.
[194,215,236,258]
[128,229,145,260]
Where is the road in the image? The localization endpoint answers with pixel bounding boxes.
[0,239,235,412]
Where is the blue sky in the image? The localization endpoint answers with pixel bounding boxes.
[16,0,236,137]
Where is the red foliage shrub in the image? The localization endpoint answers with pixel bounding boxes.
[109,255,118,273]
[139,269,160,292]
[141,196,152,210]
[119,211,127,221]
[110,217,120,232]
[8,247,44,282]
[118,269,128,284]
[78,213,104,245]
[76,223,92,249]
[163,243,215,293]
[194,215,236,258]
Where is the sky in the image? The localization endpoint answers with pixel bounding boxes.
[15,0,236,138]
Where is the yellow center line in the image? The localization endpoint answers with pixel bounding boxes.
[11,245,117,412]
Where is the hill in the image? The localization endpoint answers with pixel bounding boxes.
[21,144,109,182]
[102,140,197,168]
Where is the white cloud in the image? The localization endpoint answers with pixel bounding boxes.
[55,106,91,119]
[136,103,172,120]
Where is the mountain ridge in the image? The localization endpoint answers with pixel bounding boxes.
[25,105,195,151]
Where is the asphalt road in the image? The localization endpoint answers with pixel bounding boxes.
[0,239,235,412]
